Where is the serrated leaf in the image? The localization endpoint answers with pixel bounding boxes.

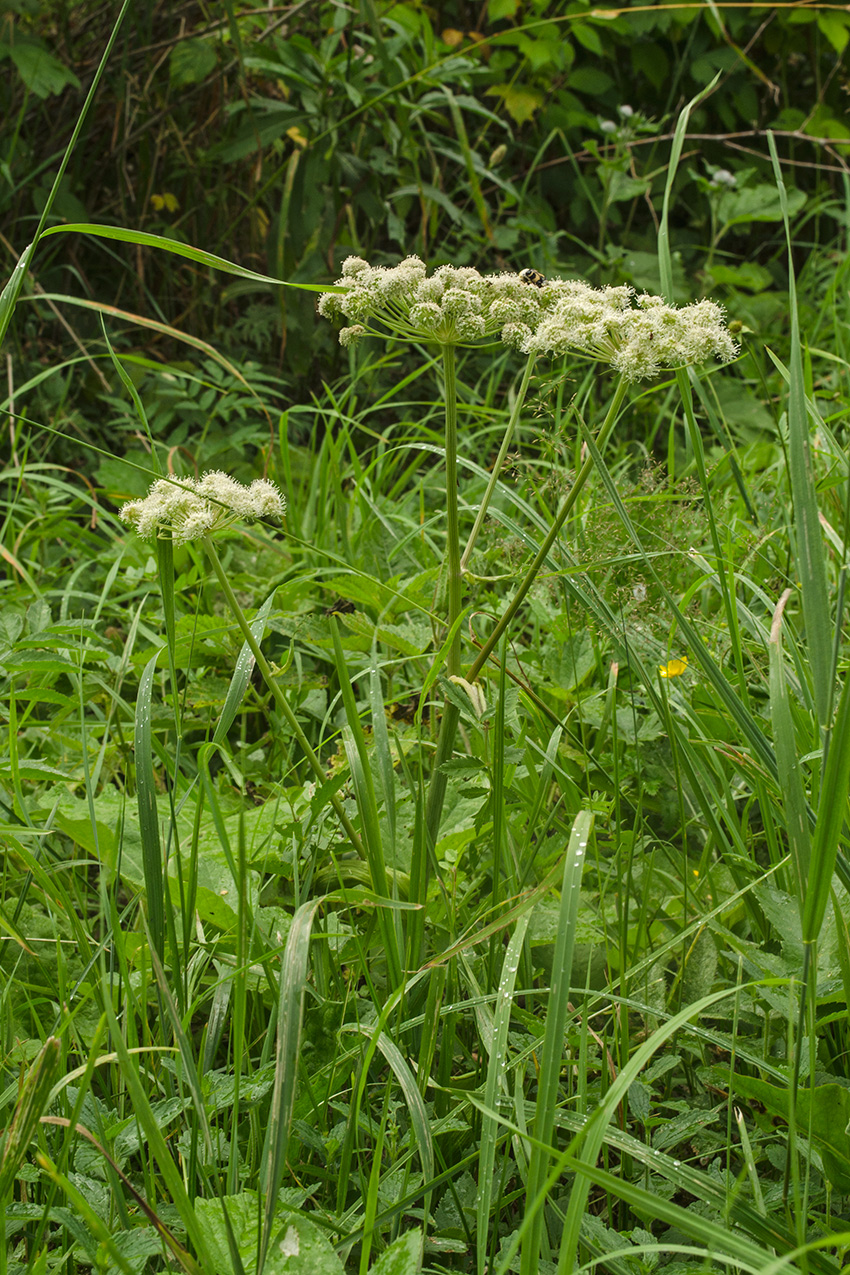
[369,1231,421,1275]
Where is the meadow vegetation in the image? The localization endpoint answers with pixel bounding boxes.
[3,2,850,1274]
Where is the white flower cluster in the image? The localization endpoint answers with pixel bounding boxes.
[317,255,546,348]
[519,282,738,382]
[319,256,739,381]
[120,472,285,544]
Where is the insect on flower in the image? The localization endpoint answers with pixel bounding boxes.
[518,268,546,288]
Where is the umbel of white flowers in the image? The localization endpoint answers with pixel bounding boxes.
[318,256,739,381]
[120,472,285,544]
[317,255,547,348]
[519,281,739,382]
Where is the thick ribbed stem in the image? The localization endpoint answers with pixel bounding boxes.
[460,352,537,574]
[443,343,462,678]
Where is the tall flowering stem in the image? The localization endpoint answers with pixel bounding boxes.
[460,351,537,575]
[424,376,630,857]
[443,343,462,678]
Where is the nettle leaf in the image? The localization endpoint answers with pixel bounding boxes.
[194,1192,345,1275]
[368,1231,421,1275]
[717,183,806,228]
[169,37,218,87]
[6,38,80,97]
[723,1073,850,1193]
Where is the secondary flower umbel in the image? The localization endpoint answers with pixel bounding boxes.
[520,281,738,382]
[120,472,285,544]
[317,255,547,348]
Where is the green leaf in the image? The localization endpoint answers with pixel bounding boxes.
[724,1074,850,1193]
[258,898,324,1274]
[717,182,807,229]
[41,224,329,289]
[803,667,850,943]
[705,261,774,292]
[369,1231,422,1275]
[135,650,165,959]
[768,134,832,730]
[768,594,811,912]
[9,38,80,98]
[488,0,519,20]
[817,11,850,54]
[521,812,593,1275]
[484,84,543,126]
[477,916,530,1275]
[169,37,218,87]
[195,1194,345,1275]
[0,1037,60,1200]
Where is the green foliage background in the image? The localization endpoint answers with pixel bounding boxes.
[4,3,850,1275]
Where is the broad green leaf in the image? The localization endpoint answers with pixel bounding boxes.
[716,182,806,228]
[484,84,543,126]
[195,1194,345,1275]
[369,1231,422,1275]
[170,37,218,87]
[723,1073,850,1193]
[8,39,80,97]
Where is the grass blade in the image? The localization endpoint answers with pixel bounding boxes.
[477,914,530,1275]
[135,648,165,961]
[769,590,812,911]
[521,811,593,1275]
[768,132,833,728]
[258,897,323,1275]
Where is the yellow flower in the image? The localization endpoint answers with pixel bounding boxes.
[659,656,688,678]
[151,192,179,213]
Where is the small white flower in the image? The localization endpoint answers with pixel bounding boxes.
[618,104,634,118]
[710,168,737,188]
[600,119,618,134]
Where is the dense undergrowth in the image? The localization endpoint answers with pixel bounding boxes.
[3,3,850,1275]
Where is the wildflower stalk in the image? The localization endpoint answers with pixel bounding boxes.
[443,344,463,678]
[202,536,364,859]
[460,351,537,575]
[423,375,629,864]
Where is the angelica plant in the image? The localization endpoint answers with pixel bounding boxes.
[319,257,548,681]
[120,472,365,859]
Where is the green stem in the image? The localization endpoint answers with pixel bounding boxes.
[443,343,462,678]
[468,375,629,681]
[424,376,629,856]
[460,352,537,574]
[203,536,364,858]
